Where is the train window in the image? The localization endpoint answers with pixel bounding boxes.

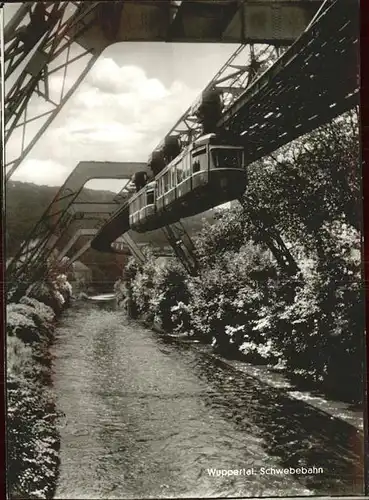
[193,160,200,173]
[147,190,154,205]
[177,159,184,183]
[164,171,170,192]
[184,154,190,178]
[171,165,177,187]
[167,171,171,190]
[182,157,187,179]
[211,148,243,168]
[192,147,207,173]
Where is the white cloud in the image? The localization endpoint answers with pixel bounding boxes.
[12,50,220,187]
[12,159,72,186]
[88,59,169,100]
[27,59,197,169]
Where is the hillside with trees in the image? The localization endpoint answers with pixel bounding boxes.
[5,180,218,290]
[5,181,116,257]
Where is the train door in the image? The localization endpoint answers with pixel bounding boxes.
[191,146,208,191]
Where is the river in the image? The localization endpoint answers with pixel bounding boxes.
[51,302,364,499]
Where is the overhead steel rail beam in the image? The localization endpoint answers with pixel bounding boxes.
[58,228,146,267]
[41,206,120,267]
[153,43,286,150]
[219,0,359,165]
[89,0,358,259]
[90,200,131,254]
[6,161,147,290]
[3,0,321,180]
[154,0,357,157]
[71,0,322,48]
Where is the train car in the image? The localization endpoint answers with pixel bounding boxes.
[129,133,246,233]
[129,181,156,230]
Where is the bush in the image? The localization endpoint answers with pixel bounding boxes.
[121,111,363,402]
[7,377,60,499]
[149,261,189,331]
[7,276,72,498]
[7,305,41,344]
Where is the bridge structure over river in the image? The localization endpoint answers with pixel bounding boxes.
[3,0,359,296]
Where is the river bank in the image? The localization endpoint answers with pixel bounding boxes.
[146,320,364,432]
[51,303,364,498]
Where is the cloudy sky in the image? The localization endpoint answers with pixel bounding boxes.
[5,4,238,191]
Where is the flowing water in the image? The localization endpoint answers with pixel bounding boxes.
[51,302,364,499]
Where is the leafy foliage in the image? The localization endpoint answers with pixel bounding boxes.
[122,110,363,403]
[7,377,60,499]
[7,277,72,498]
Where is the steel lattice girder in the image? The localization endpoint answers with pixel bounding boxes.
[152,43,286,151]
[154,0,358,158]
[70,0,323,47]
[57,228,146,267]
[161,221,199,276]
[3,1,322,180]
[4,2,101,179]
[219,0,359,165]
[6,161,148,286]
[90,0,359,260]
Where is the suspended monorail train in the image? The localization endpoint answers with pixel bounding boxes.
[128,133,247,233]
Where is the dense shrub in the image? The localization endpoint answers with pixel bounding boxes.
[7,377,60,499]
[120,110,363,403]
[7,276,72,498]
[149,262,189,331]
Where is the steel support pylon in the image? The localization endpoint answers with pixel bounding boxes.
[4,2,101,180]
[161,221,199,276]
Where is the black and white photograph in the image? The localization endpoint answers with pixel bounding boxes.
[2,1,366,499]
